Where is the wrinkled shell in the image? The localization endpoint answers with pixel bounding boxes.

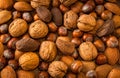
[29,20,48,38]
[39,41,57,62]
[95,64,113,78]
[77,14,96,32]
[9,18,28,37]
[14,1,33,11]
[19,52,39,70]
[0,0,13,9]
[79,42,98,61]
[64,10,78,29]
[59,0,77,6]
[0,42,4,57]
[1,66,16,78]
[48,61,68,78]
[0,10,12,24]
[105,47,119,65]
[16,38,39,52]
[108,68,120,78]
[17,70,35,78]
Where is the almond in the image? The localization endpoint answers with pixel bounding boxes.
[0,0,13,9]
[14,1,33,11]
[108,68,120,78]
[105,47,119,65]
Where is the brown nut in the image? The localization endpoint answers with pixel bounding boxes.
[101,10,112,20]
[0,42,4,57]
[48,61,68,78]
[48,22,58,32]
[59,0,77,6]
[7,38,18,49]
[0,34,11,44]
[95,5,104,15]
[52,0,60,7]
[47,33,57,42]
[22,12,32,22]
[9,18,28,37]
[12,11,21,19]
[8,60,18,70]
[66,73,76,78]
[0,0,13,9]
[79,42,98,61]
[39,71,49,78]
[39,62,49,71]
[108,68,120,78]
[113,15,120,28]
[77,14,96,32]
[64,10,78,29]
[82,33,93,42]
[86,70,97,78]
[39,41,57,62]
[71,37,81,47]
[72,29,83,38]
[14,50,24,60]
[59,4,69,13]
[29,20,48,38]
[95,54,107,65]
[58,26,68,36]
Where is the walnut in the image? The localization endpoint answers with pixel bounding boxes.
[79,42,98,61]
[48,61,68,78]
[77,14,96,32]
[9,18,28,37]
[19,52,39,70]
[39,41,57,62]
[29,20,48,38]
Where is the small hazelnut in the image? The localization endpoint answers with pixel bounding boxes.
[39,71,49,78]
[101,10,112,20]
[7,38,18,49]
[8,60,18,70]
[58,26,68,36]
[47,33,57,42]
[3,49,14,59]
[71,49,79,59]
[71,38,81,47]
[0,57,6,70]
[12,11,21,19]
[72,29,83,38]
[33,14,39,21]
[89,12,97,19]
[38,62,49,71]
[22,12,32,22]
[0,34,11,44]
[82,33,93,42]
[96,54,107,65]
[86,70,97,78]
[0,24,8,34]
[48,22,58,32]
[95,5,104,15]
[59,4,69,13]
[66,73,76,78]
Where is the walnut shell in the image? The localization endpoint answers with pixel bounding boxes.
[48,61,68,78]
[29,20,48,38]
[79,42,98,61]
[9,18,28,37]
[108,68,120,78]
[77,14,96,32]
[19,52,39,70]
[39,41,57,62]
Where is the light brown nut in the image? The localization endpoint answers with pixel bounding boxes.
[0,10,12,24]
[0,42,4,57]
[48,61,68,78]
[104,2,120,15]
[39,41,57,62]
[113,15,120,28]
[108,68,120,78]
[77,14,96,32]
[105,47,119,65]
[29,20,48,38]
[9,18,28,37]
[19,52,39,70]
[0,0,13,9]
[14,1,33,11]
[17,70,35,78]
[95,64,113,78]
[59,0,77,6]
[64,10,78,29]
[15,50,24,60]
[1,66,16,78]
[79,42,98,61]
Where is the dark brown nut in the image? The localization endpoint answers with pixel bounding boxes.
[66,73,76,78]
[106,36,118,48]
[0,10,12,25]
[59,4,69,13]
[77,14,96,32]
[79,42,98,61]
[1,66,16,78]
[0,24,8,34]
[113,15,120,28]
[96,20,114,37]
[19,52,39,70]
[64,10,78,29]
[58,26,68,36]
[17,70,35,78]
[39,71,49,78]
[72,29,83,38]
[0,0,13,9]
[105,47,119,65]
[39,41,57,62]
[86,70,97,78]
[14,1,33,11]
[82,33,93,42]
[39,62,49,71]
[0,42,4,57]
[36,6,52,22]
[52,0,60,7]
[71,38,81,47]
[56,37,75,55]
[95,54,107,65]
[22,12,32,22]
[95,5,104,15]
[82,0,95,13]
[95,0,104,4]
[8,60,18,70]
[104,2,120,15]
[0,34,11,44]
[48,61,68,78]
[31,0,50,8]
[9,18,28,37]
[60,56,74,68]
[93,39,105,52]
[7,38,18,49]
[51,7,62,26]
[82,61,96,73]
[12,11,21,19]
[3,49,14,59]
[108,68,120,78]
[0,57,6,70]
[101,10,112,20]
[16,38,39,52]
[59,0,77,6]
[47,33,57,42]
[29,20,48,38]
[95,64,112,78]
[71,60,83,73]
[14,50,24,60]
[48,22,58,32]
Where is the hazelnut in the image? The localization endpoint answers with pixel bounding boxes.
[8,60,18,70]
[0,34,11,44]
[47,33,57,42]
[0,57,6,70]
[33,14,39,21]
[113,15,120,28]
[95,5,104,15]
[12,11,21,19]
[14,50,24,60]
[101,10,112,20]
[52,0,60,7]
[66,73,76,78]
[48,22,58,32]
[38,62,49,71]
[71,37,81,47]
[0,24,8,34]
[89,12,97,19]
[39,71,49,78]
[72,29,83,38]
[82,33,93,42]
[22,12,32,22]
[95,54,107,65]
[58,26,68,36]
[59,4,69,13]
[7,38,18,49]
[3,49,14,59]
[95,0,104,4]
[71,49,79,59]
[0,42,4,57]
[108,68,120,78]
[86,70,97,78]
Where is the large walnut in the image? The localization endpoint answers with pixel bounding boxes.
[39,41,57,62]
[48,61,68,78]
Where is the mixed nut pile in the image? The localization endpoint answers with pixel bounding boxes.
[0,0,120,78]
